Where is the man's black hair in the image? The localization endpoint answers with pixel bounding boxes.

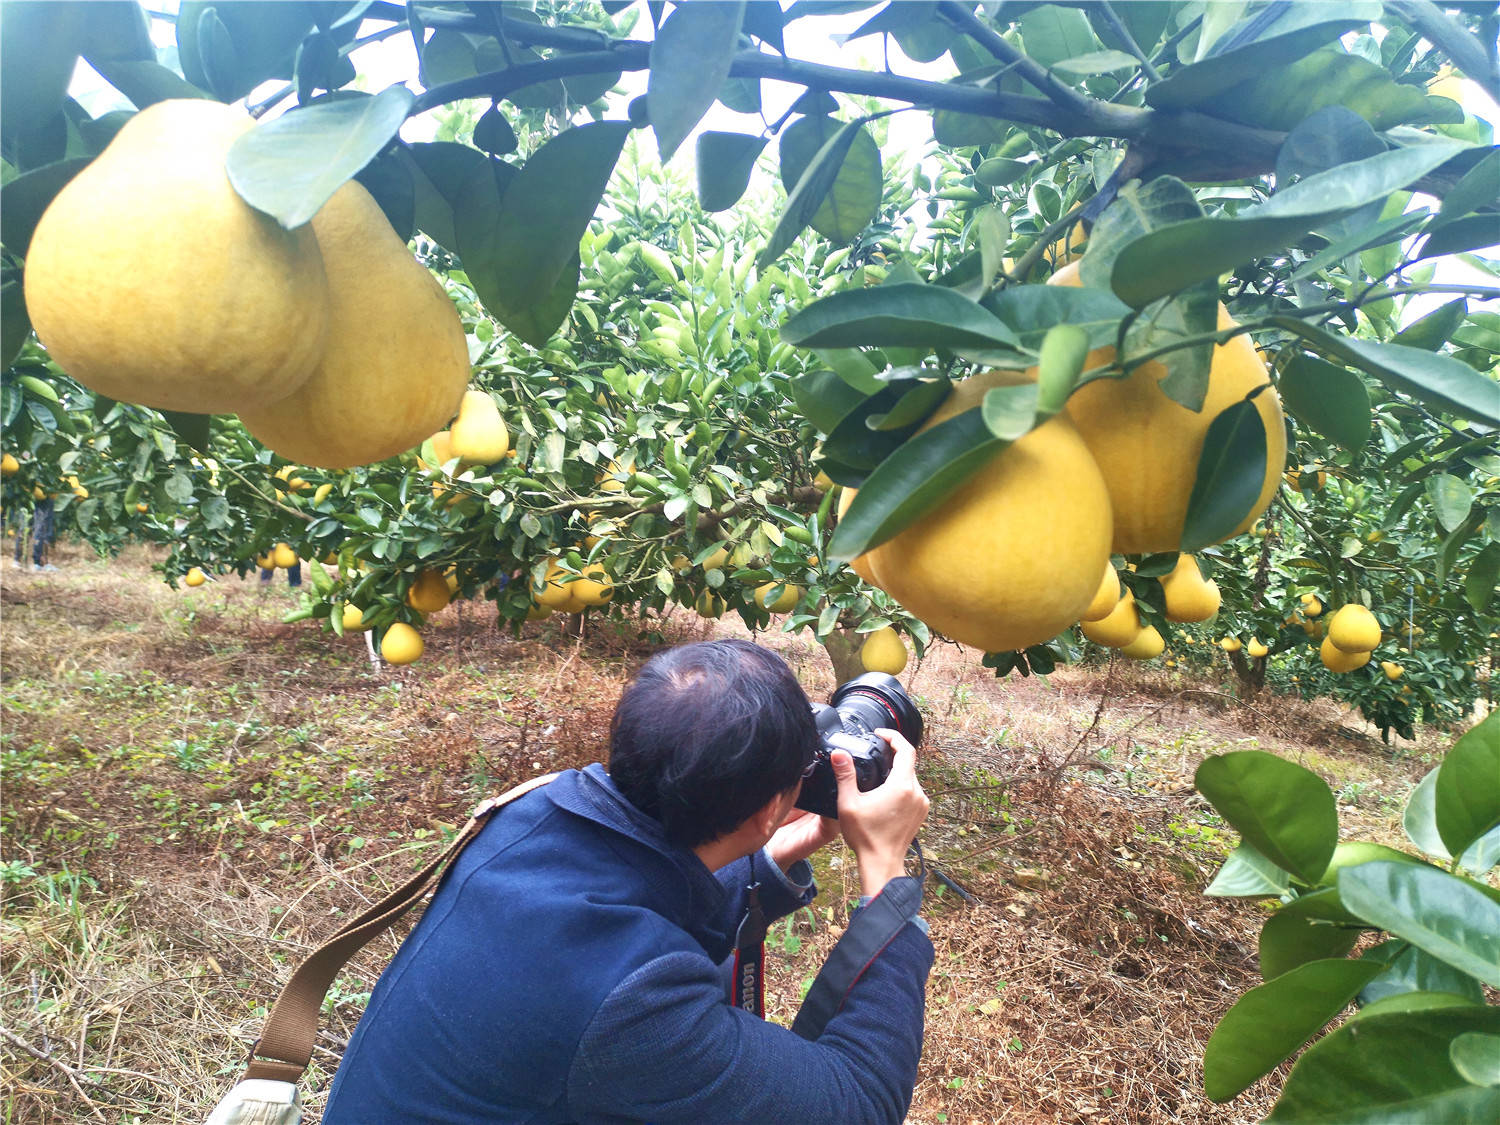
[609,639,819,850]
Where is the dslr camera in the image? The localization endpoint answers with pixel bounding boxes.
[795,673,924,819]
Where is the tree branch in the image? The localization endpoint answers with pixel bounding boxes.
[934,0,1095,114]
[1387,0,1500,103]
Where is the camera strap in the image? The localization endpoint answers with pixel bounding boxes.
[729,879,768,1017]
[790,844,925,1042]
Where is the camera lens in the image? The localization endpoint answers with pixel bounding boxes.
[829,672,923,748]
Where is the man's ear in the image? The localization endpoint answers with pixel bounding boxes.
[749,790,791,842]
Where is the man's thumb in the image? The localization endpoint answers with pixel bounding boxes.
[829,749,857,792]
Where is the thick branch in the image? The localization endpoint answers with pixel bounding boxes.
[1387,0,1500,103]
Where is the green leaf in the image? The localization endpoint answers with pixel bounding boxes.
[1019,4,1097,68]
[160,410,211,452]
[226,85,415,229]
[1180,400,1269,552]
[1203,958,1385,1102]
[1338,862,1500,988]
[1354,991,1480,1019]
[1436,712,1500,860]
[1467,542,1500,615]
[1276,352,1371,452]
[1147,2,1380,110]
[1451,1032,1500,1087]
[1052,50,1137,77]
[981,382,1041,441]
[792,369,869,435]
[827,405,1000,559]
[1266,1009,1500,1122]
[177,1,316,103]
[0,2,86,141]
[90,58,213,109]
[485,120,630,315]
[1270,319,1500,428]
[782,283,1022,350]
[1259,893,1362,980]
[1194,751,1338,884]
[975,158,1028,188]
[1209,48,1447,133]
[695,131,766,212]
[1394,298,1469,351]
[1127,280,1216,411]
[1405,772,1452,864]
[354,147,414,242]
[1081,176,1204,293]
[406,140,496,253]
[1205,843,1292,897]
[0,157,90,257]
[981,284,1128,353]
[1110,142,1472,308]
[1358,939,1486,1007]
[1420,214,1500,261]
[647,0,744,162]
[1,277,31,368]
[1425,473,1473,533]
[1433,149,1500,230]
[1287,208,1429,284]
[775,115,882,245]
[473,106,518,157]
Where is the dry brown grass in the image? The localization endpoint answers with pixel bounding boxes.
[1,544,1447,1123]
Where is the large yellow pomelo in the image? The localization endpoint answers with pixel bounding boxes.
[571,564,614,606]
[1080,563,1120,622]
[271,542,298,569]
[860,626,909,675]
[1320,635,1371,673]
[1121,624,1164,660]
[1049,262,1286,553]
[1161,554,1221,623]
[381,622,424,665]
[1082,587,1141,648]
[1328,603,1381,654]
[406,569,451,614]
[24,100,328,414]
[863,370,1112,653]
[756,582,801,613]
[238,182,469,468]
[835,487,879,584]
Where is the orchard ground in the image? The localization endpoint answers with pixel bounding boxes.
[0,545,1467,1124]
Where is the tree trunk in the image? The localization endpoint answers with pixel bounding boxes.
[820,627,865,685]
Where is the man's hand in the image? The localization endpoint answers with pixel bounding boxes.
[766,808,839,874]
[832,729,929,898]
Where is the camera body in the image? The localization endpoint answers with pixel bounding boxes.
[794,673,923,819]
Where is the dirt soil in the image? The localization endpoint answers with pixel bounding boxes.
[1,544,1449,1124]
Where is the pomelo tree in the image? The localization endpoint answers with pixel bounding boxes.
[2,1,1498,1115]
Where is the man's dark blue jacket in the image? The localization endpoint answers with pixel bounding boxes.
[324,764,932,1123]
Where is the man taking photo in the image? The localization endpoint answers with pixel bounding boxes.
[324,638,933,1123]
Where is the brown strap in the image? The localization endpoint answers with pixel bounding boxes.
[241,773,559,1082]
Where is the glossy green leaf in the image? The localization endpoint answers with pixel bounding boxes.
[160,410,211,452]
[1180,400,1269,552]
[696,131,767,212]
[1266,1009,1500,1122]
[981,284,1128,353]
[1394,298,1469,351]
[0,2,85,140]
[1432,149,1500,229]
[1203,957,1385,1101]
[90,58,213,109]
[1287,208,1429,284]
[1271,319,1500,427]
[353,148,414,242]
[782,283,1022,350]
[1210,48,1445,133]
[1436,712,1500,859]
[1205,842,1292,898]
[406,140,497,253]
[1277,352,1371,452]
[1338,862,1500,988]
[1358,939,1486,1007]
[1467,543,1500,616]
[1081,175,1203,293]
[0,157,90,257]
[791,369,868,435]
[1259,894,1362,980]
[647,0,744,162]
[485,120,630,314]
[1450,1032,1500,1087]
[226,85,415,229]
[1354,990,1482,1019]
[177,1,315,103]
[981,382,1041,442]
[1019,4,1097,68]
[1,278,30,368]
[822,380,925,470]
[975,158,1028,188]
[1111,142,1472,307]
[1420,214,1500,260]
[761,114,863,261]
[1425,473,1474,533]
[1147,2,1380,109]
[1128,279,1216,411]
[473,106,518,157]
[827,405,1000,559]
[1194,751,1338,884]
[776,115,882,245]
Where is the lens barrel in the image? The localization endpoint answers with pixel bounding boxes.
[794,673,922,819]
